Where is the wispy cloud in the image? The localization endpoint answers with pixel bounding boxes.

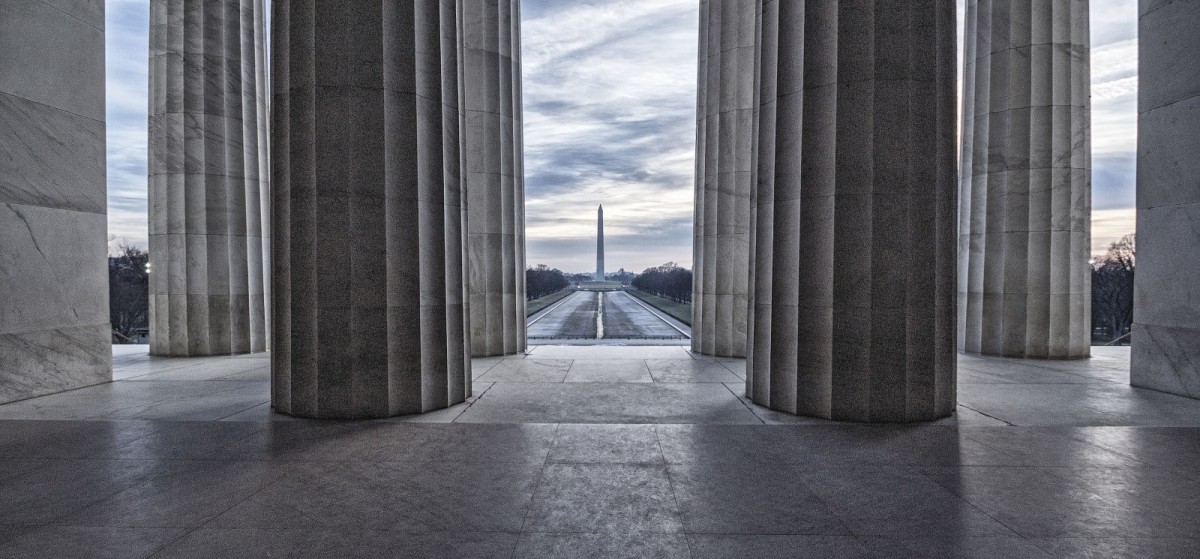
[105,0,149,252]
[105,1,1140,263]
[1087,1,1139,252]
[521,0,698,273]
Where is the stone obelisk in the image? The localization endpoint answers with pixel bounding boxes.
[595,205,605,281]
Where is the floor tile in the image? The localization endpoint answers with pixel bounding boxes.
[1068,426,1200,480]
[1029,537,1200,559]
[669,460,849,535]
[513,532,689,559]
[801,464,1017,537]
[476,359,573,383]
[958,382,1200,427]
[548,424,663,464]
[0,459,186,525]
[687,535,872,559]
[921,465,1200,537]
[456,383,761,424]
[530,346,691,360]
[645,360,743,383]
[211,460,541,532]
[563,360,653,383]
[154,529,518,559]
[0,526,188,559]
[58,460,285,528]
[855,536,1054,559]
[525,463,683,533]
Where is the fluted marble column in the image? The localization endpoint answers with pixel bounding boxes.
[463,0,526,357]
[148,0,270,357]
[958,0,1091,359]
[691,0,754,358]
[746,0,958,422]
[1132,0,1200,399]
[271,0,470,419]
[0,0,110,404]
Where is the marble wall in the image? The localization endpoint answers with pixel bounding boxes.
[1132,0,1200,398]
[746,0,959,422]
[271,0,471,418]
[958,0,1092,359]
[0,0,111,404]
[148,0,271,357]
[692,0,754,359]
[463,0,527,358]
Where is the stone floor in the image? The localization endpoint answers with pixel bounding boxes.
[1,345,1199,558]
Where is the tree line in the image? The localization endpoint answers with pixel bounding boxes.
[1092,233,1135,344]
[105,240,1138,346]
[631,262,692,303]
[526,264,569,300]
[110,245,149,343]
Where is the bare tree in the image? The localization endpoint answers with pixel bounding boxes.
[110,245,149,343]
[632,263,692,303]
[1092,234,1135,344]
[526,265,569,300]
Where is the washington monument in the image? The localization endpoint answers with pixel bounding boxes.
[595,205,605,281]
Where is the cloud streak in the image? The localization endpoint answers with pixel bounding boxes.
[105,1,1141,263]
[521,0,699,273]
[105,0,150,253]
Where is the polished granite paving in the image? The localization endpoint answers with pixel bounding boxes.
[0,345,1199,558]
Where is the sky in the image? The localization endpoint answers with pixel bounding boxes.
[105,0,1140,273]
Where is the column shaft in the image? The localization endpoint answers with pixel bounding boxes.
[747,0,958,422]
[958,0,1092,359]
[692,0,755,358]
[0,0,110,403]
[463,0,526,357]
[148,0,270,356]
[271,0,471,418]
[1132,0,1200,398]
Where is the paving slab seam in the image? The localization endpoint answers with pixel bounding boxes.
[441,382,498,424]
[143,486,295,558]
[510,423,561,559]
[653,427,697,558]
[956,404,1016,426]
[721,383,766,425]
[213,400,275,422]
[909,468,1043,540]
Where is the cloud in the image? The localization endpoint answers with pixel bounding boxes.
[105,1,1141,268]
[1092,208,1137,257]
[105,0,150,252]
[521,0,699,273]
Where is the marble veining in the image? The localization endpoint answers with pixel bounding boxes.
[148,0,270,357]
[463,0,527,358]
[958,0,1093,359]
[691,0,754,359]
[0,0,109,405]
[1132,1,1200,400]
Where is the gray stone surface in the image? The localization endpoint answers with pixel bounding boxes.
[526,291,688,340]
[1132,0,1200,400]
[746,0,959,421]
[526,291,598,339]
[958,0,1092,359]
[0,0,110,404]
[270,0,470,418]
[601,291,688,339]
[148,0,271,357]
[691,0,754,359]
[463,0,526,357]
[0,347,1199,557]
